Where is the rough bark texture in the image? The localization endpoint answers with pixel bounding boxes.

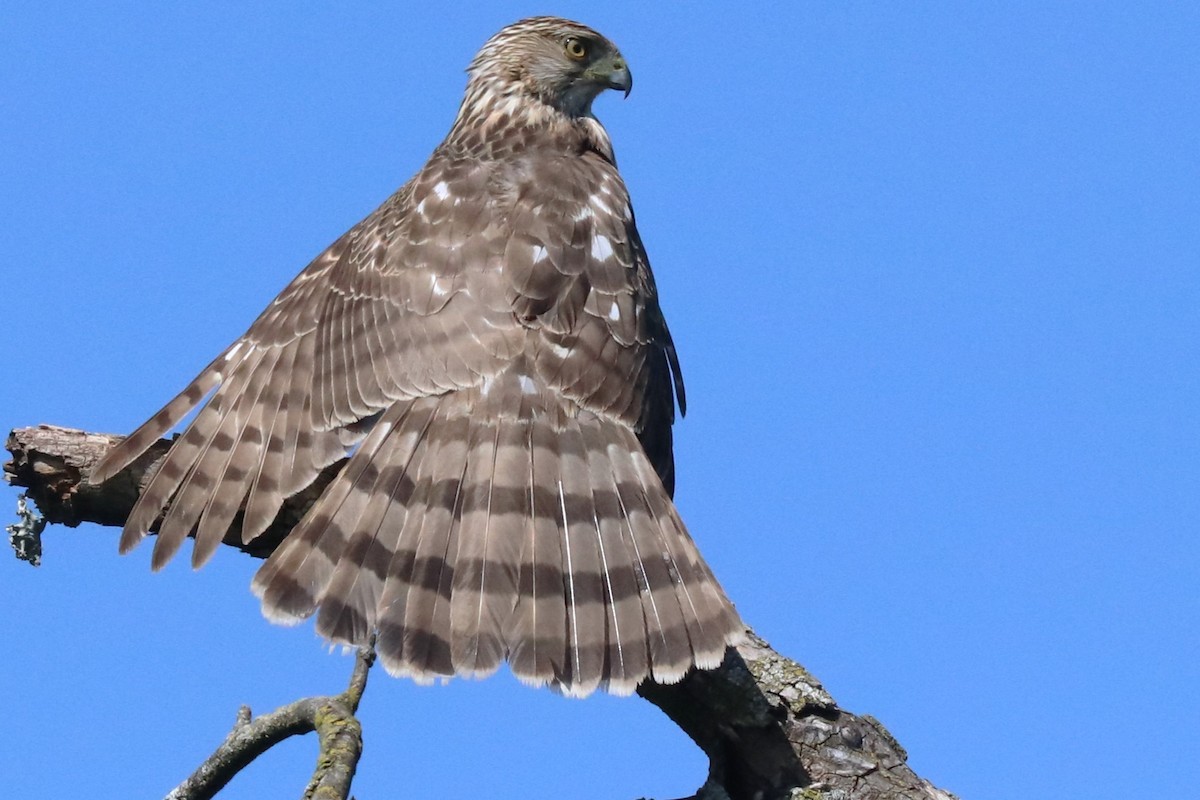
[5,424,958,800]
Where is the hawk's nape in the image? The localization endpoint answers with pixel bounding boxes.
[88,16,743,697]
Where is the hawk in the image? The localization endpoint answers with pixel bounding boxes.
[89,16,743,697]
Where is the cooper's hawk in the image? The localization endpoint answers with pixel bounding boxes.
[89,16,743,697]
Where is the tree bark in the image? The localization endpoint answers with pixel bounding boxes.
[5,424,958,800]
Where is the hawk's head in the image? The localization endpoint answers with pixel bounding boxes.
[468,17,632,118]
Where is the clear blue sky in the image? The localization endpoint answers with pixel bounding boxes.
[3,4,1197,799]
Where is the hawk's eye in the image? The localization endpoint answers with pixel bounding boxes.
[564,37,588,60]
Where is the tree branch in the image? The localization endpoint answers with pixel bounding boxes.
[5,424,957,800]
[163,643,375,800]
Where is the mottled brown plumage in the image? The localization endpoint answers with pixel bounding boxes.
[89,16,743,696]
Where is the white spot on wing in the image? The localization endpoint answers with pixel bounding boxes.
[590,234,614,261]
[589,194,613,215]
[415,198,427,216]
[518,375,537,395]
[225,341,245,362]
[433,181,450,200]
[572,206,593,222]
[531,244,548,263]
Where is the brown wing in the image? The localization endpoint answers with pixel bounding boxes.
[94,138,736,696]
[88,151,523,569]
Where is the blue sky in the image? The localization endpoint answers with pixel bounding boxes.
[3,3,1197,798]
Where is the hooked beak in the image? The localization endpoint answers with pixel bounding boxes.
[607,59,633,98]
[589,54,633,98]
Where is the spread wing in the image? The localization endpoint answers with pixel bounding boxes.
[90,148,684,572]
[89,153,518,568]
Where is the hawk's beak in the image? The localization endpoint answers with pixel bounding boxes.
[607,60,633,98]
[591,55,632,98]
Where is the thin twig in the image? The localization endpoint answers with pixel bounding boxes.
[303,640,376,800]
[164,643,376,800]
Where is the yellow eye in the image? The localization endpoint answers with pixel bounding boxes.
[564,37,588,60]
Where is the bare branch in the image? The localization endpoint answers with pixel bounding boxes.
[6,424,956,800]
[3,424,343,560]
[163,644,376,800]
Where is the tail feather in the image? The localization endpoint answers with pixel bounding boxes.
[349,405,443,657]
[642,464,733,668]
[605,431,694,685]
[578,417,650,695]
[249,387,742,697]
[375,406,451,678]
[313,402,433,645]
[504,416,568,687]
[448,417,512,677]
[555,420,607,696]
[395,413,468,681]
[251,400,415,621]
